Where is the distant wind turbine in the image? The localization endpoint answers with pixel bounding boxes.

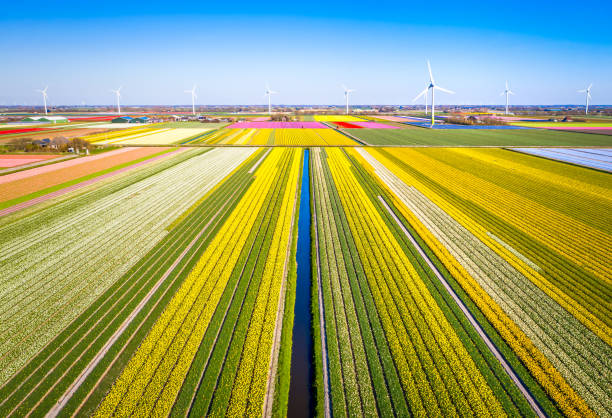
[414,61,454,126]
[577,84,592,115]
[264,84,278,115]
[501,81,515,115]
[185,85,197,115]
[413,82,429,114]
[111,87,122,114]
[342,85,355,115]
[36,86,49,115]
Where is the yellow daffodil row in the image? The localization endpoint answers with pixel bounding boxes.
[274,129,356,146]
[358,148,599,417]
[202,128,248,145]
[390,149,611,283]
[94,148,294,417]
[249,128,274,145]
[314,115,365,122]
[368,148,611,341]
[451,148,611,202]
[323,148,505,416]
[225,148,301,416]
[84,125,162,143]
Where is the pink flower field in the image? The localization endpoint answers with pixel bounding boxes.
[0,154,60,168]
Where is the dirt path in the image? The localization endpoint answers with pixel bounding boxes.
[378,196,546,418]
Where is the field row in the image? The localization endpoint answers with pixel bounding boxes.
[0,147,303,417]
[0,144,609,416]
[191,128,359,146]
[352,147,611,416]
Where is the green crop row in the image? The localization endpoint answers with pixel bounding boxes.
[348,128,612,146]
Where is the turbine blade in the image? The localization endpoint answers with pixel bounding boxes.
[412,87,429,102]
[500,91,505,96]
[588,83,593,90]
[427,60,434,83]
[577,89,586,93]
[508,90,515,95]
[435,85,455,94]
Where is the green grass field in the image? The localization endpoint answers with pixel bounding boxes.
[347,128,612,146]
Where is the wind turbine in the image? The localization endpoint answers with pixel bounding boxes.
[577,84,592,115]
[501,81,515,115]
[36,87,49,115]
[414,61,454,126]
[264,84,278,115]
[342,84,355,115]
[413,82,429,115]
[185,85,197,115]
[111,87,122,114]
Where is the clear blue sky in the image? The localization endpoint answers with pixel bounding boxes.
[1,0,611,106]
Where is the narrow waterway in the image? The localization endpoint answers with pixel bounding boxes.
[288,149,312,417]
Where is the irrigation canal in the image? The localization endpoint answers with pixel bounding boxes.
[288,149,313,417]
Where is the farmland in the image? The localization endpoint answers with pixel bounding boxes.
[0,118,610,417]
[344,127,612,146]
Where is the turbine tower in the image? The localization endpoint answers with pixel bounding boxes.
[36,87,48,115]
[111,87,122,114]
[501,81,514,115]
[185,85,197,115]
[577,84,592,115]
[264,84,278,115]
[342,85,355,115]
[414,61,454,126]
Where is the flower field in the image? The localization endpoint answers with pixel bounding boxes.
[314,115,365,122]
[0,154,60,168]
[354,147,611,416]
[0,120,609,417]
[0,147,172,209]
[190,128,358,146]
[514,148,612,171]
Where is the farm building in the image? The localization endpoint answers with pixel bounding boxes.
[111,116,133,123]
[22,116,68,123]
[111,116,149,123]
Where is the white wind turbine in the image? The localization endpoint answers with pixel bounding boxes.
[111,87,122,114]
[413,61,454,126]
[577,84,592,115]
[413,81,430,115]
[264,84,278,115]
[342,84,355,115]
[501,81,515,115]
[185,85,197,115]
[36,86,49,114]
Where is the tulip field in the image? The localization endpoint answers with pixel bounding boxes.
[0,121,610,417]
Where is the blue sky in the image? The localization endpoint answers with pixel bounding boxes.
[1,0,611,106]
